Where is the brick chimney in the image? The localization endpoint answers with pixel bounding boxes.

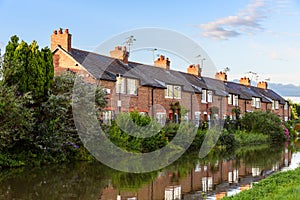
[187,64,201,77]
[154,55,170,70]
[239,77,251,86]
[51,28,72,52]
[215,71,227,81]
[109,46,129,63]
[257,81,268,89]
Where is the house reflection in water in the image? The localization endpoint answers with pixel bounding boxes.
[99,147,292,200]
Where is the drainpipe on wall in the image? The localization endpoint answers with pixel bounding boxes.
[190,93,193,121]
[151,88,154,118]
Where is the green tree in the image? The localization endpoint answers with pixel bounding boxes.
[0,84,34,151]
[2,36,54,102]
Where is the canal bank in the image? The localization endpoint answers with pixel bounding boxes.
[0,143,297,200]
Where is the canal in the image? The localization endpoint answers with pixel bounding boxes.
[0,143,299,200]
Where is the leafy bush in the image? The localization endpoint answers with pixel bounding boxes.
[241,111,285,142]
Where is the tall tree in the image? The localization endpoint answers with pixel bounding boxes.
[2,36,54,101]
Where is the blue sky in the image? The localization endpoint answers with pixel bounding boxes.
[1,0,300,86]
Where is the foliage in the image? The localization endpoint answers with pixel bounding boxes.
[234,130,270,145]
[2,35,54,101]
[33,72,107,162]
[0,84,34,151]
[106,111,168,153]
[223,166,300,200]
[241,110,285,142]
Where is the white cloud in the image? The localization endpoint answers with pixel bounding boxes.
[200,0,267,40]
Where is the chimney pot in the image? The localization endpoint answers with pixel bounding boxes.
[239,77,251,86]
[154,54,170,70]
[257,81,268,89]
[51,28,72,52]
[215,71,227,81]
[109,46,129,63]
[187,64,201,77]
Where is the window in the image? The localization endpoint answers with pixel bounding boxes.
[116,78,138,95]
[255,98,261,108]
[202,89,207,103]
[165,85,181,99]
[275,100,279,110]
[251,97,256,107]
[207,90,213,103]
[116,77,126,94]
[284,102,288,110]
[233,95,238,106]
[156,112,166,126]
[228,94,232,105]
[127,78,137,95]
[195,111,201,127]
[174,85,181,99]
[272,100,275,110]
[102,111,112,125]
[252,97,261,108]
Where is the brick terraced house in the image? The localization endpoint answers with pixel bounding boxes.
[51,28,290,124]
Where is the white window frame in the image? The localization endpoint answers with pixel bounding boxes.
[284,102,288,110]
[156,112,166,126]
[165,85,181,99]
[251,97,256,107]
[228,94,232,105]
[275,100,279,110]
[174,85,181,99]
[116,77,126,94]
[202,89,207,103]
[233,95,238,106]
[272,100,275,110]
[127,78,138,95]
[255,98,261,108]
[207,90,213,103]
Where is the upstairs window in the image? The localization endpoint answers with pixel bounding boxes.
[202,89,207,103]
[275,100,279,110]
[165,85,181,99]
[228,94,232,105]
[116,77,138,95]
[174,86,181,99]
[127,78,138,95]
[116,77,126,94]
[233,95,239,106]
[251,97,256,107]
[255,98,261,108]
[252,97,261,108]
[207,90,213,103]
[284,102,288,110]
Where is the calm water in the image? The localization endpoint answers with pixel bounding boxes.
[0,143,299,200]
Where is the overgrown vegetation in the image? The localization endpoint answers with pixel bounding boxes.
[223,166,300,200]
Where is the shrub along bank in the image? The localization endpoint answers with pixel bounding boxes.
[223,167,300,200]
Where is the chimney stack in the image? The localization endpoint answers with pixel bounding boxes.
[239,77,251,86]
[187,64,201,77]
[51,28,72,52]
[257,81,268,89]
[215,71,227,81]
[154,55,170,70]
[109,46,129,63]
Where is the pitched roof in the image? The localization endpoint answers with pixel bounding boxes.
[65,48,286,102]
